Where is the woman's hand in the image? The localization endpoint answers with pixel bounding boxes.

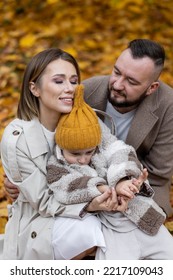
[4,175,19,201]
[87,187,128,212]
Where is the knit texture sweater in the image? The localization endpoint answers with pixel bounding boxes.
[47,120,166,235]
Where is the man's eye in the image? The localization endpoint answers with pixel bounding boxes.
[128,79,138,85]
[114,70,120,76]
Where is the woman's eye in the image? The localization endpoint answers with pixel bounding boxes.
[55,80,63,84]
[70,80,78,84]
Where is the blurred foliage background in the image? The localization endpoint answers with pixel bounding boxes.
[0,0,173,234]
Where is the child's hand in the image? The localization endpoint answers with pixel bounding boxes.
[116,179,139,199]
[132,168,148,190]
[116,196,129,212]
[104,188,129,212]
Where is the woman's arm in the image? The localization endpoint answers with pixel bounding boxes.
[1,126,87,218]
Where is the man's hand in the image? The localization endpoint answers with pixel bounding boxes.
[4,175,19,201]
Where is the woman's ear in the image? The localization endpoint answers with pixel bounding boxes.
[29,82,40,97]
[146,81,160,96]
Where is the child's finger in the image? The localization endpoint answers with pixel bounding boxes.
[129,183,139,193]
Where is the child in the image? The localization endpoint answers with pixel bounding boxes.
[47,85,173,259]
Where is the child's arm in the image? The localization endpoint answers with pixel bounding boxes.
[97,184,109,193]
[47,154,107,205]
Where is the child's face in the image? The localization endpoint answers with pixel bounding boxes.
[63,147,97,165]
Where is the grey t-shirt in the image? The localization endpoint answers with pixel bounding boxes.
[105,101,136,141]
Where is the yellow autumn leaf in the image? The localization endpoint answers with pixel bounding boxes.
[19,34,37,48]
[4,54,21,61]
[0,200,8,215]
[84,39,98,49]
[112,0,144,10]
[0,217,8,234]
[47,0,59,4]
[165,221,173,233]
[38,25,58,37]
[63,47,78,58]
[78,61,91,71]
[0,185,4,199]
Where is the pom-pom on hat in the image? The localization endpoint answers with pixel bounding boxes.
[55,84,101,150]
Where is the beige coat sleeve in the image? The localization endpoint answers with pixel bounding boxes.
[1,121,86,218]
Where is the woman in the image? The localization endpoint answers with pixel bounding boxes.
[0,48,126,260]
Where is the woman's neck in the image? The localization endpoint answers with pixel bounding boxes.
[39,113,60,132]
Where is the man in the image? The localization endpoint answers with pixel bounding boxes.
[82,39,173,217]
[4,39,173,217]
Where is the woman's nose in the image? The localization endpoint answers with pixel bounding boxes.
[64,81,75,92]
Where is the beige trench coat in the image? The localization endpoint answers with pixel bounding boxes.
[0,118,86,259]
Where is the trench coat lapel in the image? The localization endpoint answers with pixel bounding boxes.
[126,91,159,150]
[22,119,49,174]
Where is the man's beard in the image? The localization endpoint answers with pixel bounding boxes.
[108,89,147,108]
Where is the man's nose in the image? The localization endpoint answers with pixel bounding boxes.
[113,77,124,90]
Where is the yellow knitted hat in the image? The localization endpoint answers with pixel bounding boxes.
[55,84,101,150]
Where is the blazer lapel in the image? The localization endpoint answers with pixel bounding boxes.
[126,92,159,150]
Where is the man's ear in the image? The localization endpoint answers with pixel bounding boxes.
[29,82,40,97]
[146,81,160,96]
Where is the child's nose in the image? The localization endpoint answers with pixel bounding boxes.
[78,155,87,164]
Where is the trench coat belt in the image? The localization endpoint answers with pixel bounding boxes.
[6,202,20,259]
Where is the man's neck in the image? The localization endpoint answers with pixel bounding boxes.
[114,104,138,114]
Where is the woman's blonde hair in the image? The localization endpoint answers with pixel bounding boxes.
[17,48,81,120]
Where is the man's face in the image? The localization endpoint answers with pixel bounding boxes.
[108,49,158,113]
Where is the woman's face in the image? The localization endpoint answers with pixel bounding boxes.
[31,59,79,130]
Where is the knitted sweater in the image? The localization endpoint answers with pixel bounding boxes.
[47,120,166,235]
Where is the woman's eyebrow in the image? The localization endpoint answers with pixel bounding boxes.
[52,74,78,78]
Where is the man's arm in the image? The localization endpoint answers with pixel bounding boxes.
[3,174,19,200]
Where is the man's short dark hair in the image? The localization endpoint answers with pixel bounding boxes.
[128,39,165,67]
